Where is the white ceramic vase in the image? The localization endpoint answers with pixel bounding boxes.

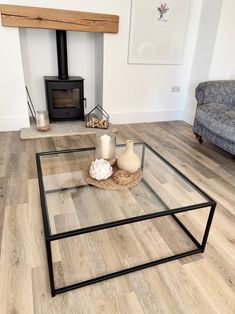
[117,140,140,173]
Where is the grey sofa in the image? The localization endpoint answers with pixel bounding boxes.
[193,80,235,155]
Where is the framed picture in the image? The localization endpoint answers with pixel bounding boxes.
[128,0,191,65]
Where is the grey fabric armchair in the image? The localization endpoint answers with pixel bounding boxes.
[193,80,235,155]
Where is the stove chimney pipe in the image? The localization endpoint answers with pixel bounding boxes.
[56,30,69,79]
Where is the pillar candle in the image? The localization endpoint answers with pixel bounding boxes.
[100,134,111,159]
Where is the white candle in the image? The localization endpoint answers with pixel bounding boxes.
[100,134,111,159]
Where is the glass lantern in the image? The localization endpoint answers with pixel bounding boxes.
[96,132,116,164]
[36,110,50,131]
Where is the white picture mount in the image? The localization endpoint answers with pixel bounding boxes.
[128,0,191,65]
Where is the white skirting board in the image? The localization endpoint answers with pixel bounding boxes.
[0,115,30,132]
[182,109,195,125]
[109,109,183,124]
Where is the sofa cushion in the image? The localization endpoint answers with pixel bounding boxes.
[196,103,235,142]
[195,81,235,105]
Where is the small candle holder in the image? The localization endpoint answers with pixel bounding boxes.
[36,110,50,132]
[96,132,116,164]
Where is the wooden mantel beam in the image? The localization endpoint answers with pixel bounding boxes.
[0,4,119,33]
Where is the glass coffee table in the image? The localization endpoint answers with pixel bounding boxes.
[36,143,216,296]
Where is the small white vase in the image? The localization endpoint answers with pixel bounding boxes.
[117,140,140,173]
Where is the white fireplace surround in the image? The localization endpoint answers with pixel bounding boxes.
[0,0,228,132]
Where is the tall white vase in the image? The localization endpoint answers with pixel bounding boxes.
[117,140,140,173]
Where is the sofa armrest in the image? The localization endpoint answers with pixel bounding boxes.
[195,80,235,106]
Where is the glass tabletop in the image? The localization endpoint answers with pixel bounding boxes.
[37,143,211,236]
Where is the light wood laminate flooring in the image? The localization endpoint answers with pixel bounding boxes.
[0,121,234,314]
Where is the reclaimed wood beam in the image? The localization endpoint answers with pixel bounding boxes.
[0,4,119,33]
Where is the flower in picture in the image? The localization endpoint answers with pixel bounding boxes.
[157,2,169,20]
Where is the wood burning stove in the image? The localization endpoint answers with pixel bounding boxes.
[44,76,84,120]
[44,30,85,121]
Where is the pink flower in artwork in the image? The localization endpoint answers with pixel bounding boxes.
[158,2,169,20]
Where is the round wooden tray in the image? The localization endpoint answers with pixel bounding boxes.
[83,167,142,190]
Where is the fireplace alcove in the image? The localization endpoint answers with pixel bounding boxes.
[0,4,119,122]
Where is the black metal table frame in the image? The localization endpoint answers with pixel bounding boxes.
[36,143,216,297]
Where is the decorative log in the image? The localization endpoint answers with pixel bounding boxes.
[86,117,109,129]
[0,4,119,33]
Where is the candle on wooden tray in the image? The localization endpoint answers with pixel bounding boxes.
[96,132,116,162]
[100,134,112,159]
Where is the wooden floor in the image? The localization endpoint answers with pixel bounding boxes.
[0,121,234,314]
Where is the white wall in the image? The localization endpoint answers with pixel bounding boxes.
[183,0,223,124]
[0,0,205,130]
[19,28,56,111]
[103,0,203,124]
[95,34,104,107]
[209,0,235,80]
[106,0,202,124]
[0,22,29,131]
